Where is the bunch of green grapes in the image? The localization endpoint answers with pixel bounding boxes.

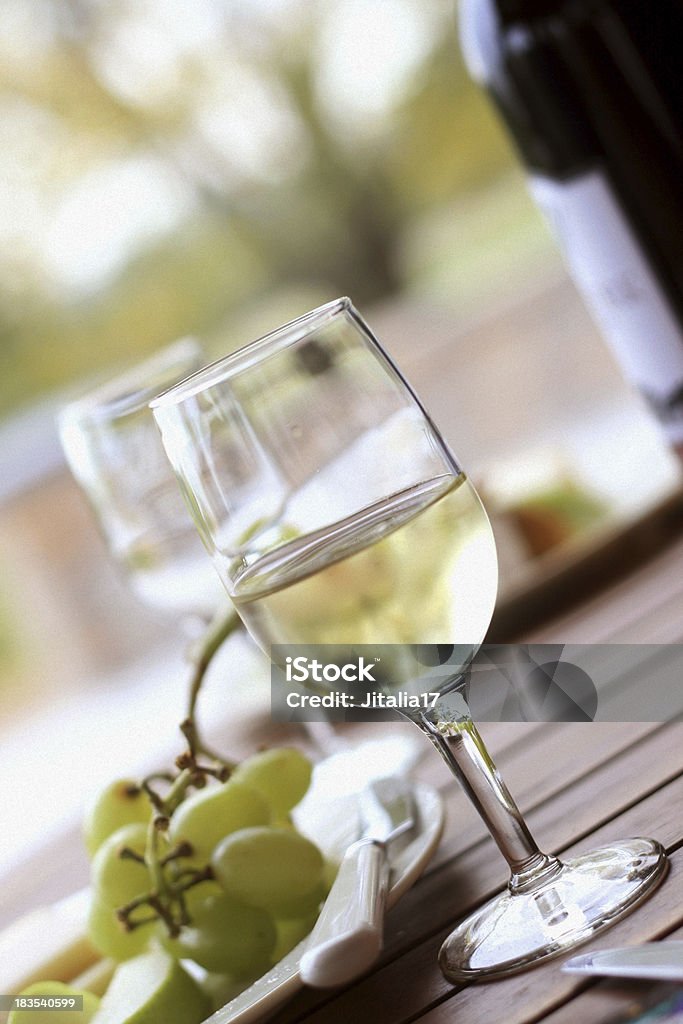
[84,747,327,997]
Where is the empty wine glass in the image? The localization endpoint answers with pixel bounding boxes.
[58,338,227,623]
[151,298,668,981]
[58,338,243,755]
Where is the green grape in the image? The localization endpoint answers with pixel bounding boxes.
[270,879,327,921]
[91,823,149,907]
[211,827,324,915]
[232,748,312,818]
[8,982,99,1024]
[164,891,276,977]
[84,779,151,858]
[169,780,270,862]
[176,876,223,921]
[271,912,318,963]
[87,897,158,962]
[94,948,209,1024]
[200,973,255,1013]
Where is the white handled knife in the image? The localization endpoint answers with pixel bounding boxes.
[563,942,683,981]
[299,778,415,989]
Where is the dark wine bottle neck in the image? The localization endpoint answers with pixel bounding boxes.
[475,0,596,177]
[498,0,563,22]
[497,0,606,24]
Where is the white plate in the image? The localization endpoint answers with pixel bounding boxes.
[204,782,444,1024]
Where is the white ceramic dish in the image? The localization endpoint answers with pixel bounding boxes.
[204,781,444,1024]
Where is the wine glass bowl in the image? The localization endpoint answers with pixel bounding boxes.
[151,298,668,982]
[59,338,226,621]
[151,299,497,659]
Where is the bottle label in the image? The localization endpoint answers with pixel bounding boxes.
[530,169,683,444]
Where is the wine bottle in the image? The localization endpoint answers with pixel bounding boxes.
[458,0,683,458]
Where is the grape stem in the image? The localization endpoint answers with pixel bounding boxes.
[185,606,241,762]
[119,846,146,865]
[115,606,244,937]
[117,769,216,937]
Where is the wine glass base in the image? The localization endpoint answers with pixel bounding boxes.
[439,837,668,983]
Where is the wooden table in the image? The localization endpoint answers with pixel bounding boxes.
[3,527,683,1024]
[266,531,683,1024]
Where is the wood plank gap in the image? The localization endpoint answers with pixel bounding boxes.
[410,846,683,1024]
[270,746,683,1024]
[418,722,676,908]
[384,729,683,974]
[520,912,683,1024]
[538,916,683,1024]
[423,720,663,877]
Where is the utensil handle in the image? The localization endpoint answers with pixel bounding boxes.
[299,838,389,988]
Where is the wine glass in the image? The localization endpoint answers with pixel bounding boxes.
[150,297,668,981]
[58,337,227,624]
[58,338,245,755]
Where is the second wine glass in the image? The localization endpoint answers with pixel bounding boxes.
[58,337,226,623]
[151,298,668,981]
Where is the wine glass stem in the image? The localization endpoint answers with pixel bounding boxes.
[417,711,562,894]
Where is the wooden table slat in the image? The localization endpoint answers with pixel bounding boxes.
[527,533,683,644]
[415,852,683,1024]
[537,921,683,1024]
[271,726,683,1024]
[425,720,658,876]
[281,774,683,1024]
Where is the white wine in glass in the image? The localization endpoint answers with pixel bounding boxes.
[152,298,667,981]
[232,473,496,650]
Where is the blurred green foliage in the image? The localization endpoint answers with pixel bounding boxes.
[0,0,523,419]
